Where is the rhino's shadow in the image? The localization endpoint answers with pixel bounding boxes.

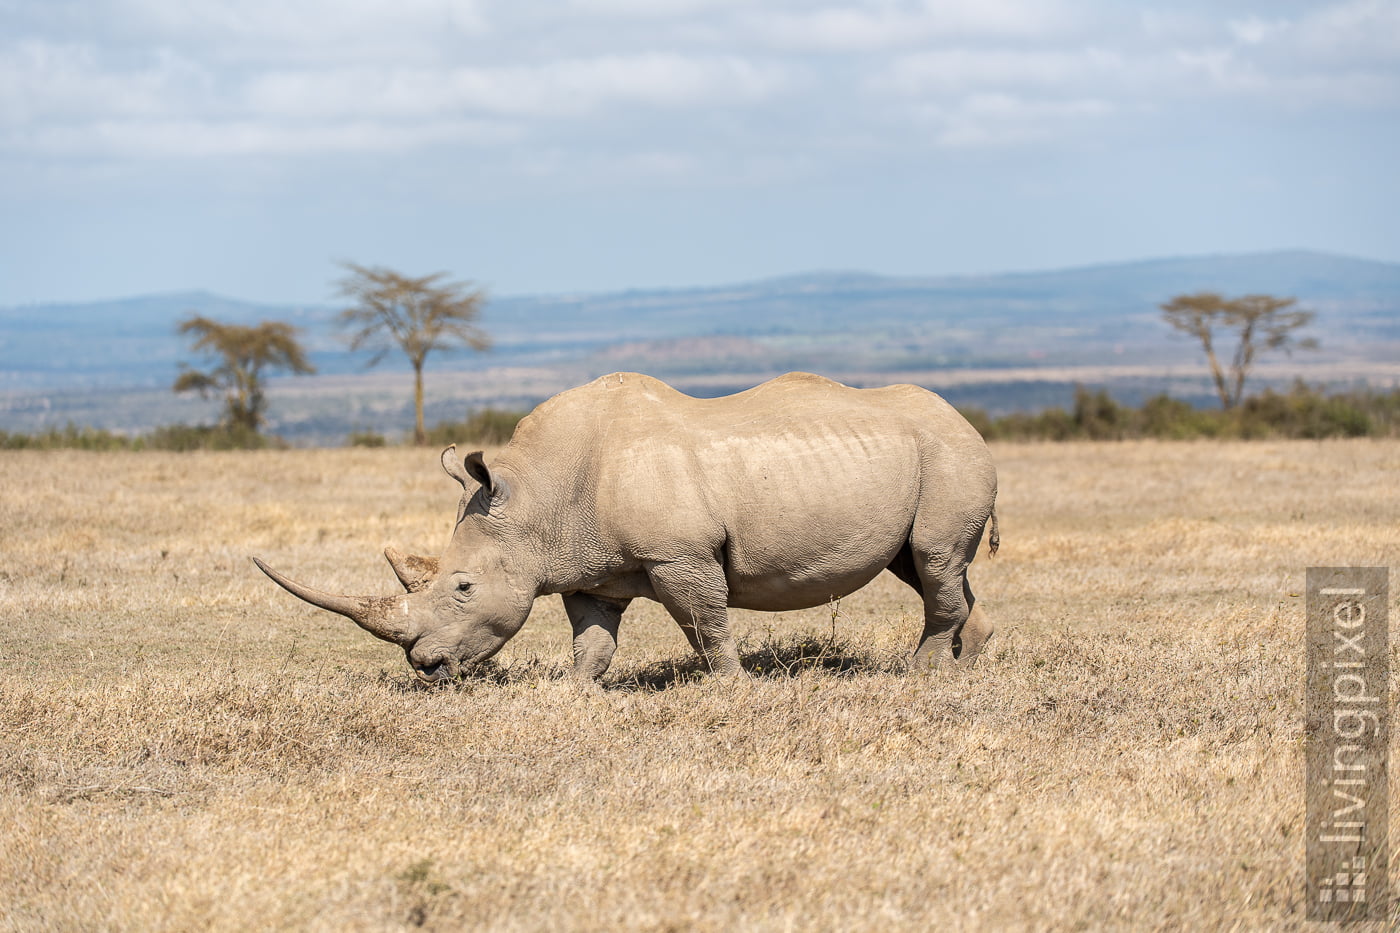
[607,636,882,692]
[397,635,888,693]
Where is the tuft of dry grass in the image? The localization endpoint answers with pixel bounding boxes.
[1,440,1397,930]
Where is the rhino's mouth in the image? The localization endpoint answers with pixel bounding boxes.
[413,648,501,684]
[413,660,450,683]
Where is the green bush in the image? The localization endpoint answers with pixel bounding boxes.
[143,424,282,451]
[1236,384,1373,439]
[0,423,137,451]
[964,383,1400,441]
[982,407,1076,441]
[0,423,288,452]
[1072,386,1127,440]
[423,409,527,447]
[1139,395,1227,439]
[958,407,994,440]
[348,430,388,447]
[3,387,1395,449]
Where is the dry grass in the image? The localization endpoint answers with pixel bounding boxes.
[2,440,1398,930]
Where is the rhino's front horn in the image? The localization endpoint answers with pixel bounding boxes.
[252,558,416,645]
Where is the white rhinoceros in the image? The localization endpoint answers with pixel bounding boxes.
[255,372,999,681]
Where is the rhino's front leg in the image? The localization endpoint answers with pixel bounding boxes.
[646,559,744,677]
[562,593,629,681]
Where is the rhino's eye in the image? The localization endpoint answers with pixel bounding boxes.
[456,580,473,593]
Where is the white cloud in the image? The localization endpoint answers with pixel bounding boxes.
[240,54,787,121]
[867,44,1128,150]
[748,0,1082,52]
[1228,17,1287,46]
[606,149,701,181]
[564,0,746,16]
[11,116,518,159]
[1296,0,1400,60]
[481,54,788,115]
[117,0,488,48]
[0,32,789,160]
[876,47,1125,96]
[1299,0,1400,50]
[2,0,1397,171]
[1162,1,1400,108]
[916,92,1115,148]
[0,40,212,123]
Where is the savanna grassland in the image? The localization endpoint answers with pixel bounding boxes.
[2,440,1397,931]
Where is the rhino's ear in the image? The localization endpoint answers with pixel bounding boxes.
[463,450,494,495]
[441,444,472,488]
[384,546,440,593]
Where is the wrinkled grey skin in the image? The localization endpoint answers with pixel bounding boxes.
[255,372,999,682]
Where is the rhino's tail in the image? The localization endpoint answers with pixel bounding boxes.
[987,506,1000,558]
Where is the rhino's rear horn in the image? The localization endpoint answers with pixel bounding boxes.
[384,546,440,593]
[252,557,416,645]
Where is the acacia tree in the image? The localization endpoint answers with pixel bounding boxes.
[335,262,491,445]
[173,316,316,433]
[1160,292,1318,410]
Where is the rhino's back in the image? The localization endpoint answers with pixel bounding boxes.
[526,370,973,438]
[596,370,982,451]
[511,373,993,610]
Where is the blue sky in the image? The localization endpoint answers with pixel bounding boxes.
[2,0,1398,305]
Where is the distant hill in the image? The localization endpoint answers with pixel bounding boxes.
[3,250,1397,442]
[0,292,334,392]
[481,249,1400,350]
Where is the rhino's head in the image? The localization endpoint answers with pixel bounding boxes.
[254,446,542,683]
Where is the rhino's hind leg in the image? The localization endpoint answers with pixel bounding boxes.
[909,503,994,671]
[890,545,992,666]
[885,541,923,596]
[953,583,993,665]
[911,566,969,671]
[563,593,629,681]
[889,541,964,669]
[646,559,744,677]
